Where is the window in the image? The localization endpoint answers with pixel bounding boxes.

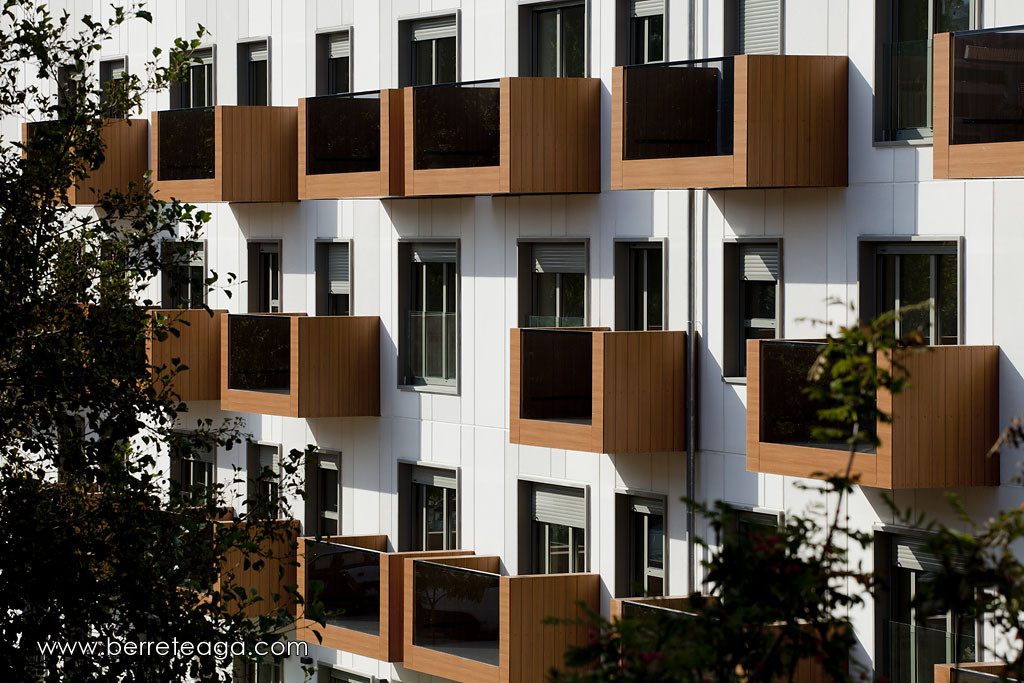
[316,667,371,683]
[99,57,127,115]
[170,433,216,502]
[239,40,269,106]
[519,242,587,328]
[56,65,84,117]
[171,47,214,109]
[408,16,458,86]
[531,3,586,77]
[723,242,780,377]
[877,534,979,683]
[161,241,206,309]
[629,1,664,64]
[873,243,958,345]
[315,242,350,316]
[246,443,281,519]
[317,31,351,95]
[399,463,459,551]
[876,0,976,141]
[233,657,283,683]
[615,242,664,331]
[522,482,587,574]
[305,451,339,537]
[247,241,281,313]
[616,495,665,597]
[399,242,459,387]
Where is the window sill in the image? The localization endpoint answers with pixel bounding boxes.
[723,376,747,386]
[398,383,460,396]
[872,138,933,148]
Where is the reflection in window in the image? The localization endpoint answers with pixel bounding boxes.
[629,497,665,596]
[876,244,958,345]
[526,243,586,328]
[529,483,587,574]
[404,243,458,386]
[627,243,663,331]
[533,3,586,77]
[161,241,206,309]
[412,17,457,86]
[629,0,664,65]
[173,47,214,109]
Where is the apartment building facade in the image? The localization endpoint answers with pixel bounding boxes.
[12,0,1024,681]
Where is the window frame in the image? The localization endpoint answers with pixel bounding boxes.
[246,441,283,520]
[314,239,353,317]
[169,430,216,503]
[526,0,589,78]
[398,460,461,552]
[315,27,353,96]
[171,45,215,109]
[517,477,590,575]
[246,239,283,314]
[722,238,783,380]
[98,55,128,114]
[614,490,669,597]
[398,11,461,87]
[237,37,270,106]
[627,0,667,65]
[517,239,590,328]
[306,450,341,539]
[614,238,666,331]
[161,239,208,309]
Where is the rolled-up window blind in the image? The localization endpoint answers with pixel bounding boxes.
[532,483,586,528]
[413,16,457,41]
[411,242,457,263]
[632,0,664,18]
[532,243,586,274]
[741,243,779,281]
[328,32,350,59]
[739,0,782,55]
[410,465,457,489]
[328,243,350,295]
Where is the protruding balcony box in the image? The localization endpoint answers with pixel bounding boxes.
[403,555,600,683]
[934,28,1024,178]
[151,105,298,202]
[219,313,380,418]
[746,340,1000,488]
[610,55,849,189]
[509,328,687,453]
[298,90,404,198]
[22,118,149,205]
[146,309,226,402]
[215,518,300,618]
[295,535,473,662]
[403,77,600,196]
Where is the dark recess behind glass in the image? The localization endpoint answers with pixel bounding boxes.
[158,108,216,180]
[414,81,500,170]
[412,561,500,666]
[951,29,1024,145]
[305,541,382,635]
[227,315,291,392]
[306,92,382,175]
[520,329,592,423]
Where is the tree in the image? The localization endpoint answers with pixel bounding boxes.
[551,305,926,682]
[0,3,307,680]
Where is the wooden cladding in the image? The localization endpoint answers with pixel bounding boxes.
[610,55,848,189]
[402,555,600,683]
[746,340,1000,489]
[509,328,687,454]
[215,518,300,618]
[933,31,1024,179]
[146,309,226,402]
[152,106,298,202]
[219,314,380,418]
[935,663,1009,683]
[295,535,473,662]
[298,90,405,199]
[22,118,149,205]
[402,77,600,196]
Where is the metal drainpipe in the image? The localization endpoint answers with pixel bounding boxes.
[685,0,698,597]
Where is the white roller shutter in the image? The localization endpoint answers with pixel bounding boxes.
[894,536,964,573]
[106,58,126,80]
[632,0,664,18]
[259,444,280,476]
[740,0,782,55]
[248,42,268,63]
[413,16,457,42]
[532,483,586,528]
[328,243,350,295]
[631,497,664,517]
[532,243,586,274]
[741,243,779,282]
[328,32,350,59]
[411,242,457,263]
[410,465,457,489]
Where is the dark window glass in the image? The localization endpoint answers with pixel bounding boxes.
[520,329,592,423]
[436,36,457,84]
[328,56,350,95]
[876,248,958,345]
[158,108,215,180]
[411,562,500,665]
[950,28,1024,145]
[306,542,381,635]
[227,315,291,392]
[247,58,268,105]
[317,465,339,536]
[413,81,500,170]
[162,241,206,309]
[413,484,457,551]
[534,522,585,573]
[305,92,381,175]
[533,4,586,77]
[406,256,458,385]
[628,245,663,331]
[630,14,664,65]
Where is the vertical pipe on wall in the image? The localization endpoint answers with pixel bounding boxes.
[685,0,698,596]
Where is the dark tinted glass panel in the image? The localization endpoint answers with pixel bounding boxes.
[436,37,458,84]
[306,93,381,175]
[520,330,592,423]
[937,253,958,345]
[412,562,499,666]
[248,60,268,106]
[158,108,215,180]
[415,40,435,86]
[759,341,875,452]
[227,315,290,392]
[305,542,381,635]
[631,15,664,65]
[562,4,586,77]
[413,81,500,169]
[624,58,734,160]
[951,29,1024,145]
[743,280,777,320]
[327,56,350,94]
[535,9,559,77]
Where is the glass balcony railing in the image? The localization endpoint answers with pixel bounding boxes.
[520,329,592,424]
[758,341,875,453]
[623,57,734,161]
[885,620,977,683]
[412,561,500,667]
[526,315,586,328]
[227,315,290,393]
[158,107,215,181]
[413,80,500,170]
[305,541,383,635]
[407,312,458,385]
[305,91,382,175]
[951,27,1024,145]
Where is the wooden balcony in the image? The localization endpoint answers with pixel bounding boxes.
[146,309,226,402]
[151,106,297,203]
[296,535,473,662]
[219,314,380,418]
[934,29,1024,178]
[22,118,149,205]
[509,328,686,453]
[298,90,404,198]
[611,55,848,189]
[402,77,600,196]
[746,340,1000,488]
[403,555,600,683]
[935,663,1010,683]
[215,518,300,618]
